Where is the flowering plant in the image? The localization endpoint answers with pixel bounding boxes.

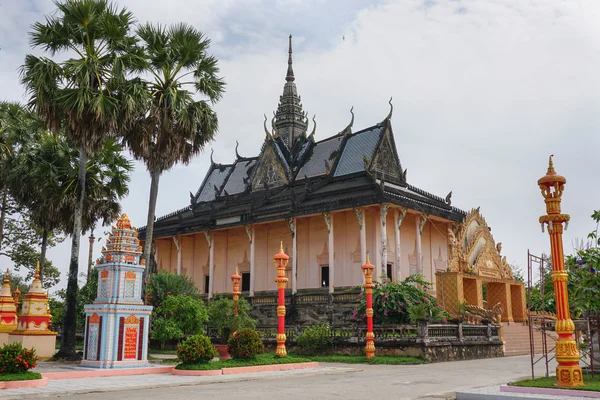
[227,329,264,359]
[177,334,217,364]
[0,342,37,373]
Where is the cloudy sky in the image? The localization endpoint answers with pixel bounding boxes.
[1,0,599,291]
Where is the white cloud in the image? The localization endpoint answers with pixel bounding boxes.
[1,0,599,290]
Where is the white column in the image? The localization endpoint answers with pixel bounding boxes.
[204,231,214,299]
[173,235,182,275]
[380,204,389,280]
[375,210,382,280]
[354,208,367,284]
[415,216,423,276]
[395,208,407,282]
[287,218,298,294]
[245,225,255,297]
[323,212,334,293]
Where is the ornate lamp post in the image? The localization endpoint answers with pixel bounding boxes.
[231,267,242,317]
[538,155,583,387]
[274,242,289,357]
[362,254,375,359]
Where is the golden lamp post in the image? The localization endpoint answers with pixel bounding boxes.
[538,155,583,387]
[362,254,375,359]
[274,242,289,357]
[231,267,242,318]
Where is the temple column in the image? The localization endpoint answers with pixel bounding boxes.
[415,216,423,276]
[354,208,366,284]
[287,218,297,294]
[245,225,255,297]
[173,235,182,275]
[375,210,382,280]
[395,208,407,282]
[204,231,214,299]
[323,212,334,293]
[380,204,389,280]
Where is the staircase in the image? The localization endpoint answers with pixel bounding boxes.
[502,322,556,356]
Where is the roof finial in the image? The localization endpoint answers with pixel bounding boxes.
[342,106,354,134]
[286,34,295,82]
[35,261,40,280]
[309,115,316,142]
[235,141,241,159]
[264,114,273,140]
[210,148,214,165]
[386,97,393,120]
[547,154,556,175]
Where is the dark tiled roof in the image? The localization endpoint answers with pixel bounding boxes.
[296,136,344,179]
[196,165,232,203]
[333,126,382,177]
[222,159,256,195]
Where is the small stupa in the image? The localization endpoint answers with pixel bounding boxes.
[0,270,18,344]
[81,213,152,368]
[10,263,57,358]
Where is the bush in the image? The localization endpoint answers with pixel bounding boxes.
[207,296,256,342]
[0,343,37,374]
[227,329,264,359]
[176,335,217,364]
[147,270,199,309]
[151,295,209,348]
[296,324,332,354]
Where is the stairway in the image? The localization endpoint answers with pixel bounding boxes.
[502,322,556,356]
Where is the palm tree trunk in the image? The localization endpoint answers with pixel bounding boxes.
[142,170,160,288]
[0,189,7,249]
[56,147,87,360]
[39,228,48,285]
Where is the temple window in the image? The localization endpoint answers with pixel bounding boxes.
[242,273,250,292]
[386,264,393,280]
[321,266,329,288]
[204,275,209,294]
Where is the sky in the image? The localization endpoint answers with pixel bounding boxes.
[0,0,599,291]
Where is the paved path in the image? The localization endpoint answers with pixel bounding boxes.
[0,355,557,400]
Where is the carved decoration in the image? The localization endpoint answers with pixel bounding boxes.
[465,302,503,323]
[204,231,212,248]
[286,218,296,238]
[350,237,362,263]
[252,146,288,190]
[373,132,400,178]
[238,250,250,273]
[354,208,364,229]
[124,271,136,280]
[322,212,331,234]
[434,247,447,271]
[245,225,253,244]
[101,270,109,279]
[380,204,390,226]
[89,313,101,324]
[124,314,140,325]
[446,208,514,280]
[317,242,329,266]
[408,238,422,275]
[419,214,429,236]
[397,207,407,229]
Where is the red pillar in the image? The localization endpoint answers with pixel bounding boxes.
[274,242,289,357]
[362,255,375,359]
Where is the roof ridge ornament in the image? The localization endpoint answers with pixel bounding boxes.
[341,106,354,135]
[309,115,316,142]
[386,97,393,121]
[210,148,214,165]
[264,114,273,140]
[235,141,241,160]
[271,112,280,139]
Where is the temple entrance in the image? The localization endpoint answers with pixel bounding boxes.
[435,209,527,322]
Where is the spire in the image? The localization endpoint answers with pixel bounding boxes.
[286,34,294,82]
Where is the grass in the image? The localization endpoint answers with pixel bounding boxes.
[510,374,600,392]
[0,372,43,381]
[148,349,178,355]
[176,353,311,370]
[297,354,426,365]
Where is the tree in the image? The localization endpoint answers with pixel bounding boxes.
[20,0,141,360]
[151,295,208,349]
[122,22,224,278]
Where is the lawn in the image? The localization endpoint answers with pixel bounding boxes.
[175,353,311,370]
[298,354,426,365]
[510,374,600,392]
[0,372,43,381]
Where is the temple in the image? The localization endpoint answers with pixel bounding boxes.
[139,36,515,304]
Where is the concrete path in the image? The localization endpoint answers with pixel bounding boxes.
[0,355,557,399]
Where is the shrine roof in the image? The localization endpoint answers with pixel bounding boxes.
[195,164,233,203]
[333,126,383,177]
[296,135,344,179]
[221,158,257,195]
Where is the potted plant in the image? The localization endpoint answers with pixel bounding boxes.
[206,296,257,360]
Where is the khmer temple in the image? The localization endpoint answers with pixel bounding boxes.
[138,37,523,319]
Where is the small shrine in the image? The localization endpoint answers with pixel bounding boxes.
[436,209,527,323]
[10,264,57,358]
[0,270,18,344]
[81,214,152,369]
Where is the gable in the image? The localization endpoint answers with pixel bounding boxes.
[372,128,401,180]
[251,145,289,190]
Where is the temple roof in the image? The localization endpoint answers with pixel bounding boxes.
[139,38,466,239]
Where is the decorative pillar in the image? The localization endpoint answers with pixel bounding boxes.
[274,242,289,357]
[245,225,255,297]
[231,267,241,319]
[354,208,367,284]
[395,208,407,282]
[0,270,18,344]
[362,255,375,359]
[415,216,423,276]
[538,155,583,387]
[204,231,214,300]
[287,218,297,294]
[380,204,389,280]
[323,212,334,293]
[173,235,181,275]
[87,232,95,280]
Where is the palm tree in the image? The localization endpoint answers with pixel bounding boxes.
[19,0,141,359]
[122,23,224,273]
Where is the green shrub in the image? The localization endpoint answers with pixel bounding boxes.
[176,335,217,364]
[407,303,428,323]
[147,270,199,309]
[207,296,256,342]
[296,324,332,353]
[227,329,264,359]
[151,294,209,348]
[0,343,37,373]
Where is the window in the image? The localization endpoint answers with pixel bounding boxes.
[386,264,393,280]
[242,273,250,292]
[204,275,210,294]
[321,266,329,288]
